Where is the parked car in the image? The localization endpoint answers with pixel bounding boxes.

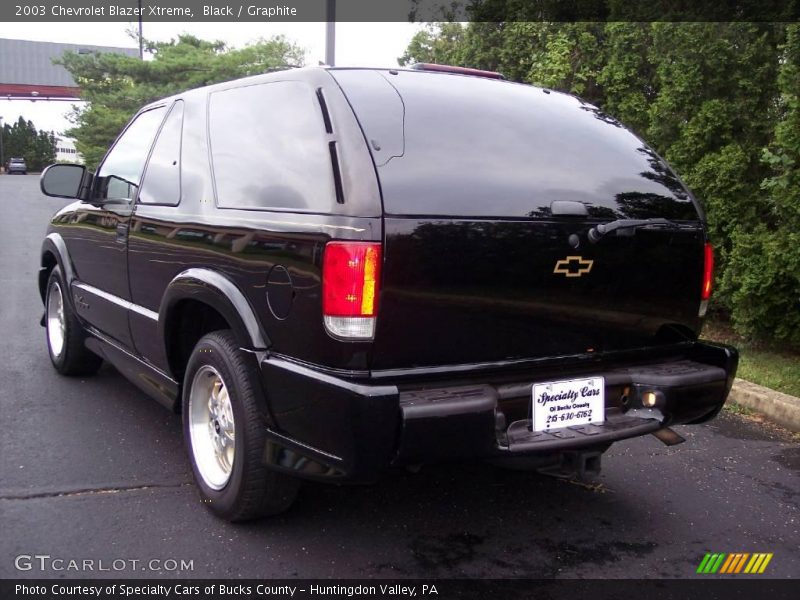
[37,65,738,522]
[7,157,27,174]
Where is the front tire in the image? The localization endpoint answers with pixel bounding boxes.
[182,330,299,521]
[45,266,102,376]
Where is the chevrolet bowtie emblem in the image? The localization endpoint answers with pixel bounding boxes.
[553,256,594,277]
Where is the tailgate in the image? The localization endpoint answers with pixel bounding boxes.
[329,69,707,370]
[374,218,705,369]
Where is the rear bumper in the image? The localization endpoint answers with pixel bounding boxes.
[258,342,737,483]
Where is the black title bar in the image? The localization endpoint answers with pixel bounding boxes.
[1,0,798,22]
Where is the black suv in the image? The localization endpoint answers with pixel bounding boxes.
[38,65,738,521]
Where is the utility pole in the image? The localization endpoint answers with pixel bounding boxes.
[325,0,335,66]
[137,0,143,59]
[0,116,4,173]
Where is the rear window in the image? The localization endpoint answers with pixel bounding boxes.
[332,70,699,220]
[208,81,335,212]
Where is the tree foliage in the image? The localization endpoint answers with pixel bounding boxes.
[1,116,56,171]
[402,22,799,346]
[59,34,304,169]
[724,25,800,346]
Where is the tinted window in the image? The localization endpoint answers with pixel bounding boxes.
[332,70,698,220]
[96,106,166,201]
[139,101,184,205]
[209,81,334,211]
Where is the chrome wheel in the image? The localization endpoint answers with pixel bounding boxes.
[188,365,236,490]
[47,281,66,358]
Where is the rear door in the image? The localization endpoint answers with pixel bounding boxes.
[127,100,185,365]
[331,69,707,370]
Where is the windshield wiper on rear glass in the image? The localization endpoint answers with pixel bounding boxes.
[587,218,681,243]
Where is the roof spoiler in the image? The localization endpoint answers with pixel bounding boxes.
[410,63,506,80]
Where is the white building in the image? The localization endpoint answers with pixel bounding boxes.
[55,136,83,164]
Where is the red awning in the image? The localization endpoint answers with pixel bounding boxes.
[0,83,81,99]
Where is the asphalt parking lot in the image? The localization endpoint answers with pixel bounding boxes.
[0,173,798,580]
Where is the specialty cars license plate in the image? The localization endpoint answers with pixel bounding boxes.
[531,377,605,432]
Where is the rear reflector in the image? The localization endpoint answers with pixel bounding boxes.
[702,242,714,301]
[323,315,376,339]
[322,241,381,339]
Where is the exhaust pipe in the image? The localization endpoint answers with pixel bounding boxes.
[652,427,686,446]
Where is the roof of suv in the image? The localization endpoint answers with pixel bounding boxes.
[139,65,533,113]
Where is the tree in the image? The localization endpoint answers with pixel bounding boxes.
[723,25,800,346]
[1,116,56,171]
[401,21,796,346]
[59,34,304,169]
[399,22,467,66]
[596,23,653,135]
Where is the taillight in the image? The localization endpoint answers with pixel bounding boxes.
[699,242,713,317]
[702,242,714,301]
[322,241,381,339]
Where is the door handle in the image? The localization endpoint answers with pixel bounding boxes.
[116,223,129,243]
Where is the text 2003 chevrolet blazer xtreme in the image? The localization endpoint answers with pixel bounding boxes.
[38,64,738,521]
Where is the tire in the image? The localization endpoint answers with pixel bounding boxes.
[45,266,103,376]
[182,330,300,521]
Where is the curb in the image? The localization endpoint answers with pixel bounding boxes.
[728,378,800,433]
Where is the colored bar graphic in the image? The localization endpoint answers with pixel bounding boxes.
[751,554,764,573]
[744,554,760,574]
[698,553,723,574]
[719,554,736,574]
[700,552,773,574]
[734,553,750,573]
[697,553,712,574]
[710,553,726,573]
[758,554,773,573]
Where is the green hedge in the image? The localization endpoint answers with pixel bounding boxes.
[403,22,800,348]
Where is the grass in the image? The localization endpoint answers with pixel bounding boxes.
[736,351,800,398]
[723,402,754,416]
[701,319,800,398]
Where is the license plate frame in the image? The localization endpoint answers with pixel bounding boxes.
[531,376,605,432]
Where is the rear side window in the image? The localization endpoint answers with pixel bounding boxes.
[208,81,334,212]
[139,100,184,206]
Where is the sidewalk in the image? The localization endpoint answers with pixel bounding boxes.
[728,378,800,432]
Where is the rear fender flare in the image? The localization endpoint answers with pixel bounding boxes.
[158,268,270,355]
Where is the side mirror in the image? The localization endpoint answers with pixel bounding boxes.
[40,164,90,199]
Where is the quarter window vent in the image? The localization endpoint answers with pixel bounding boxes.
[329,142,345,204]
[316,87,333,134]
